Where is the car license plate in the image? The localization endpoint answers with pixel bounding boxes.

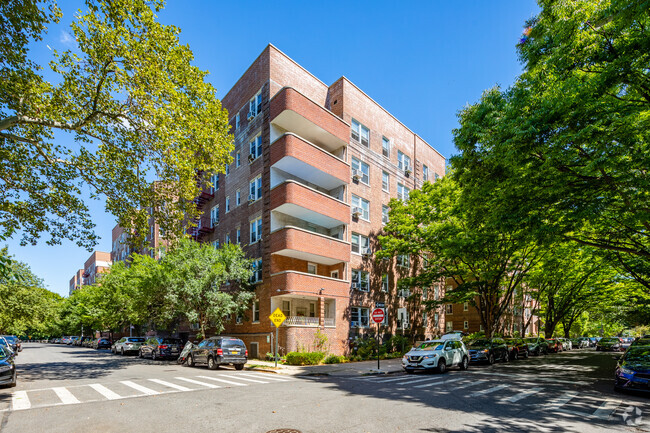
[172,348,178,353]
[231,350,239,354]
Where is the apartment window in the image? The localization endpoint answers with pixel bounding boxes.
[235,113,240,129]
[480,324,484,331]
[382,205,389,224]
[211,240,219,249]
[446,321,453,332]
[382,274,389,292]
[225,233,230,244]
[281,300,290,318]
[252,299,260,323]
[307,263,317,275]
[351,119,370,147]
[446,304,453,314]
[351,233,369,254]
[250,258,262,283]
[351,157,369,184]
[236,189,241,206]
[236,227,241,244]
[225,196,230,213]
[250,217,262,243]
[351,269,369,291]
[350,307,369,327]
[398,286,410,298]
[397,183,410,202]
[397,308,409,329]
[351,195,370,220]
[225,163,230,176]
[423,312,427,327]
[463,302,469,311]
[422,287,428,300]
[249,134,262,162]
[434,172,440,181]
[249,91,262,117]
[382,137,390,158]
[331,270,339,279]
[423,164,429,181]
[249,175,262,202]
[236,152,241,168]
[397,254,409,268]
[210,205,219,227]
[382,171,390,192]
[397,151,411,172]
[464,321,469,330]
[210,174,219,193]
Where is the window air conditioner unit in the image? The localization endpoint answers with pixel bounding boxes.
[249,194,256,202]
[351,283,359,289]
[382,215,389,224]
[248,153,256,163]
[361,248,372,256]
[404,165,412,176]
[352,207,362,218]
[350,321,359,328]
[351,169,361,181]
[403,322,410,329]
[247,111,256,121]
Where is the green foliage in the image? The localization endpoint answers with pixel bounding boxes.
[312,329,329,353]
[285,351,325,366]
[323,354,347,364]
[463,332,486,342]
[0,0,232,249]
[384,334,410,354]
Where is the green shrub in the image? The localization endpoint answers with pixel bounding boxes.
[324,354,347,364]
[385,334,410,354]
[284,351,325,366]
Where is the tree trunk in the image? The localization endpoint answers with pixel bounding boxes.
[545,320,558,338]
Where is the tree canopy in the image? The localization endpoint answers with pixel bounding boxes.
[1,0,232,249]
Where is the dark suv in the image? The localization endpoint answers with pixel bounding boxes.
[187,337,248,370]
[504,337,529,360]
[93,338,112,349]
[140,337,183,360]
[468,338,509,364]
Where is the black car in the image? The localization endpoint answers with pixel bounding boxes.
[93,338,112,349]
[468,338,509,364]
[0,345,16,388]
[615,346,650,393]
[630,337,650,348]
[596,337,624,352]
[187,336,248,370]
[139,337,183,360]
[504,337,529,360]
[1,336,21,353]
[524,337,548,356]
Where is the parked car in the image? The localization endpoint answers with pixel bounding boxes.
[187,336,248,370]
[588,337,599,347]
[631,337,650,348]
[0,337,14,356]
[402,338,469,373]
[93,338,112,349]
[558,338,572,351]
[140,337,183,360]
[524,337,548,356]
[1,336,21,352]
[468,338,509,364]
[504,337,529,360]
[621,337,634,351]
[576,337,590,348]
[596,337,624,352]
[67,336,79,346]
[546,338,563,353]
[0,345,16,388]
[615,346,650,394]
[112,337,146,355]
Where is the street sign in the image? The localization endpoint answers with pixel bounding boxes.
[270,308,287,328]
[375,302,385,308]
[371,308,385,324]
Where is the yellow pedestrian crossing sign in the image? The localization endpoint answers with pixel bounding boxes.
[270,308,287,328]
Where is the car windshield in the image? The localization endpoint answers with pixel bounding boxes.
[0,346,8,358]
[624,349,650,363]
[418,341,444,350]
[601,338,619,343]
[128,338,145,342]
[3,336,17,343]
[469,339,491,348]
[222,339,245,348]
[524,338,538,343]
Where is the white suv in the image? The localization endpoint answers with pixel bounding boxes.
[402,338,469,374]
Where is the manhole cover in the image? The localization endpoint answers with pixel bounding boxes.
[266,430,302,433]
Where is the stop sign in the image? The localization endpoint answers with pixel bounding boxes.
[371,308,385,323]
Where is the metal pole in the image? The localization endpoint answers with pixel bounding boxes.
[275,326,279,368]
[377,323,380,370]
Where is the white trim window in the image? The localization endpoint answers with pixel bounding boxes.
[236,152,241,168]
[351,195,370,221]
[464,321,469,330]
[236,227,241,244]
[382,137,390,158]
[250,258,262,283]
[423,312,428,327]
[381,274,389,292]
[397,150,411,172]
[249,134,262,161]
[225,196,230,213]
[351,157,369,184]
[225,233,230,244]
[252,299,260,323]
[463,302,469,311]
[250,217,262,243]
[249,91,262,118]
[351,119,370,147]
[446,321,453,332]
[249,175,262,202]
[397,254,409,268]
[382,171,390,192]
[236,189,241,206]
[351,307,369,327]
[423,164,429,182]
[211,240,219,249]
[382,205,389,225]
[446,304,453,314]
[210,174,219,193]
[225,163,230,176]
[351,269,369,291]
[307,262,317,274]
[351,233,369,254]
[210,205,219,227]
[235,113,240,130]
[397,183,410,202]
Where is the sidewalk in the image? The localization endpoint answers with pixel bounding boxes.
[245,357,404,377]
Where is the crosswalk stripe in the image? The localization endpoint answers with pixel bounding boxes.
[148,379,191,392]
[219,374,268,384]
[52,387,80,405]
[121,380,160,395]
[196,376,247,387]
[546,391,578,410]
[455,379,485,390]
[469,384,509,397]
[395,377,442,386]
[370,376,422,383]
[414,378,463,388]
[176,377,220,388]
[592,398,620,420]
[89,384,121,400]
[505,387,543,403]
[11,391,30,410]
[238,373,291,382]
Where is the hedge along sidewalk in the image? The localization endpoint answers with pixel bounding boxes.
[244,357,404,377]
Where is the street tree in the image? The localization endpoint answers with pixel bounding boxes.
[0,0,232,249]
[452,0,650,289]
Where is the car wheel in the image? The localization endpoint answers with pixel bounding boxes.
[120,348,125,356]
[502,352,509,363]
[152,351,157,361]
[207,356,217,370]
[487,353,495,365]
[437,359,447,374]
[523,350,529,359]
[187,355,195,367]
[460,356,469,370]
[138,349,143,358]
[512,350,518,361]
[235,363,244,371]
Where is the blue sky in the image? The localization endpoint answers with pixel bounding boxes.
[6,0,540,296]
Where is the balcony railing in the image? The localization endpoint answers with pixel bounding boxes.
[324,318,335,327]
[283,316,319,327]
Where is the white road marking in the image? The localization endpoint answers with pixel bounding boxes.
[11,391,30,410]
[395,377,442,386]
[175,377,220,388]
[546,391,578,410]
[455,379,486,390]
[468,371,590,386]
[148,379,191,392]
[469,384,509,397]
[219,374,268,384]
[196,375,247,387]
[592,398,621,420]
[415,378,463,388]
[120,380,160,395]
[371,376,425,383]
[238,372,291,382]
[89,384,121,400]
[52,387,80,405]
[505,387,543,403]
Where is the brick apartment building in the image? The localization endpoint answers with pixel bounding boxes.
[69,269,84,296]
[68,251,112,295]
[188,44,448,357]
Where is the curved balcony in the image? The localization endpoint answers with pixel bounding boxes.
[270,271,350,297]
[270,227,350,265]
[270,87,349,152]
[270,181,349,228]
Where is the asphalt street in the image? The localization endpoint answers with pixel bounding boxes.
[0,343,648,433]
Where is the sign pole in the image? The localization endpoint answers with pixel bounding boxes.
[371,306,385,372]
[269,307,287,368]
[275,326,279,368]
[377,323,380,370]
